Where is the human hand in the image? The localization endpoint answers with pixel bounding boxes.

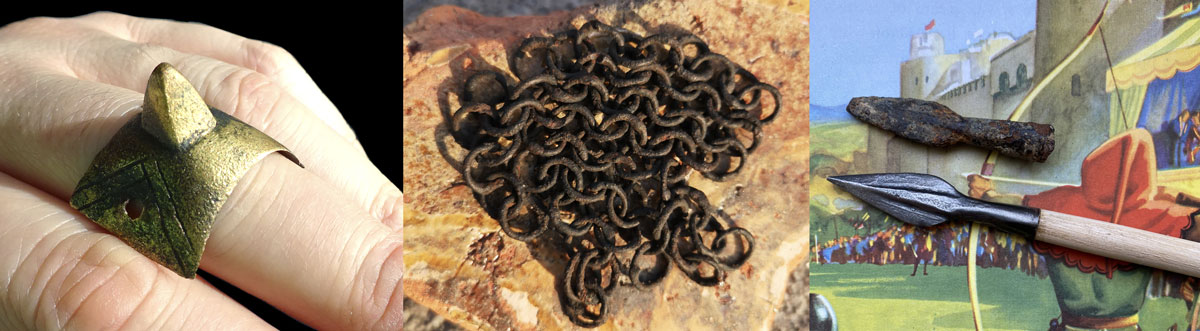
[967,174,994,199]
[0,12,403,330]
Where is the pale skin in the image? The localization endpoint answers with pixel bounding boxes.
[0,12,403,330]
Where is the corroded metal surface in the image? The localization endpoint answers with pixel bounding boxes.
[847,96,1055,162]
[70,63,302,278]
[403,1,809,329]
[453,20,774,327]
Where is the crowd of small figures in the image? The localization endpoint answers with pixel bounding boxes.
[813,223,1050,278]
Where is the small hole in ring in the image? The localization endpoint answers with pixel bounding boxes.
[123,198,144,220]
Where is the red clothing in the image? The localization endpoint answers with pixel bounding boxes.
[1027,129,1194,278]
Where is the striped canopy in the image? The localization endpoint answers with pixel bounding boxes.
[1106,18,1200,91]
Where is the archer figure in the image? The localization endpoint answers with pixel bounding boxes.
[971,129,1198,330]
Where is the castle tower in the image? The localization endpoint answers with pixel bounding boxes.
[900,33,958,100]
[910,32,944,58]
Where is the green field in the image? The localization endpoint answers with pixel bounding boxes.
[810,263,1191,330]
[810,122,867,161]
[809,121,868,218]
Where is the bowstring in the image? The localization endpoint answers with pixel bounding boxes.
[1099,25,1131,131]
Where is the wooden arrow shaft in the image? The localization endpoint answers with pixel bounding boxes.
[1035,209,1200,277]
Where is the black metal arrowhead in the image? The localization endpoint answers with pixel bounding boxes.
[827,173,1041,237]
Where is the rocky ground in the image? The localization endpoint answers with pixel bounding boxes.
[403,0,593,26]
[402,0,809,329]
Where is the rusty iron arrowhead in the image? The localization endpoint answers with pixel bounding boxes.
[847,96,1055,162]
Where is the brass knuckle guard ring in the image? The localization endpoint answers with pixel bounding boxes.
[69,63,302,278]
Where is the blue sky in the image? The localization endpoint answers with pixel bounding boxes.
[811,1,1037,106]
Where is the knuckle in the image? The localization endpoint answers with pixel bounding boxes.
[349,234,405,330]
[1,16,64,34]
[114,42,175,81]
[17,235,160,329]
[244,40,299,77]
[212,68,286,128]
[234,70,284,113]
[77,11,130,21]
[63,267,160,330]
[372,184,405,230]
[125,42,170,63]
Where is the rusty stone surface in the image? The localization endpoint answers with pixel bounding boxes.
[403,1,809,329]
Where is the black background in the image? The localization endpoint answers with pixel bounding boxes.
[1,6,400,330]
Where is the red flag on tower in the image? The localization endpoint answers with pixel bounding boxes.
[925,19,936,31]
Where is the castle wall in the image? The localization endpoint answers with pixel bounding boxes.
[1007,0,1167,184]
[991,31,1036,120]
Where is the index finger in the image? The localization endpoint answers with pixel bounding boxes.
[73,12,356,143]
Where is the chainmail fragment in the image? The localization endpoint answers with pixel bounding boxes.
[452,20,779,327]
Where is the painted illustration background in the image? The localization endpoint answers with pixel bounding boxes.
[810,1,1200,330]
